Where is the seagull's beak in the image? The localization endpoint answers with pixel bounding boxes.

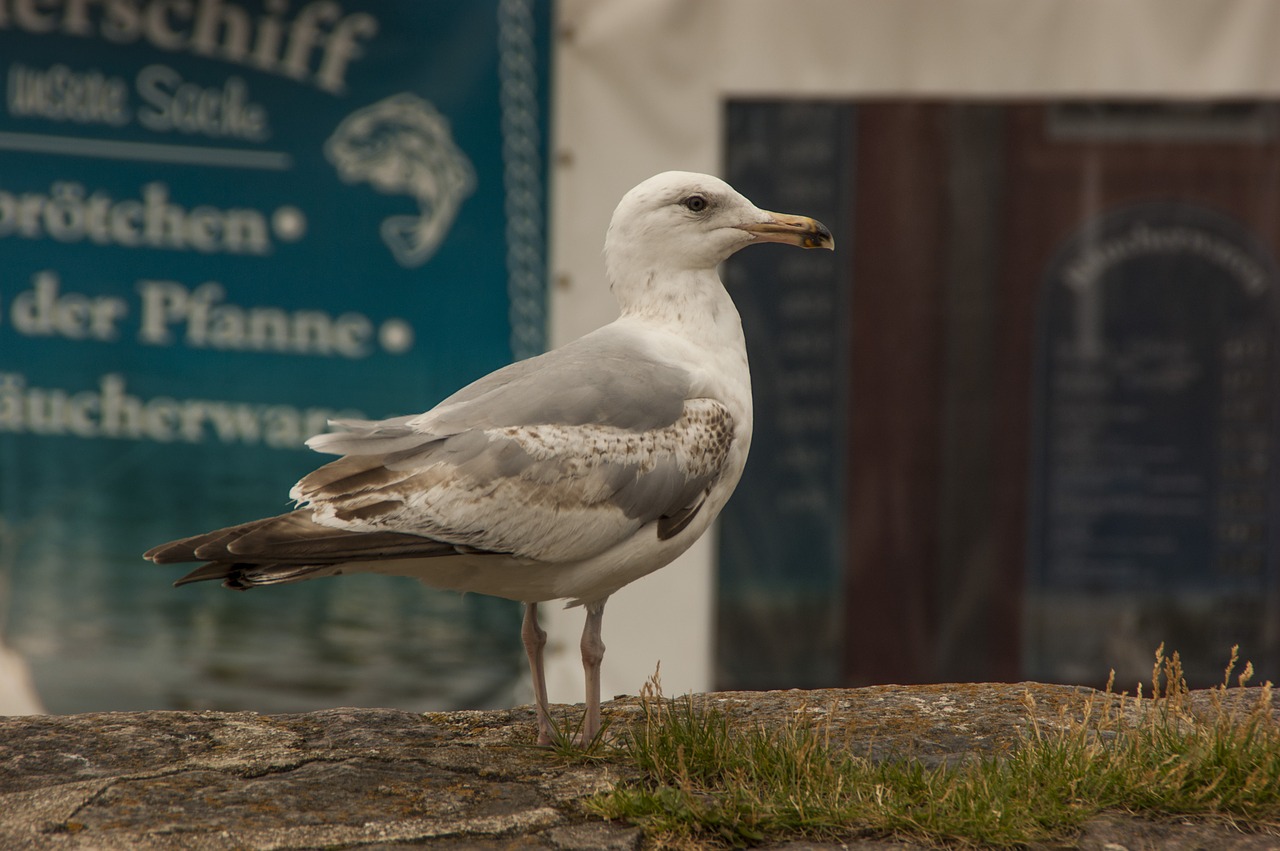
[737,211,835,250]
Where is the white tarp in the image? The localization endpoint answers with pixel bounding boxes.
[545,0,1280,703]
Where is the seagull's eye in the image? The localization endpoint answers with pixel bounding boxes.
[683,194,709,213]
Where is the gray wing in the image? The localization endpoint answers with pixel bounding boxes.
[294,331,736,563]
[146,330,737,587]
[311,329,691,456]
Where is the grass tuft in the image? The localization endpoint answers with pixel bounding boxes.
[528,708,615,763]
[588,647,1280,848]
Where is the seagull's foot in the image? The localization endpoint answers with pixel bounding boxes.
[572,728,614,750]
[569,711,619,751]
[532,711,612,752]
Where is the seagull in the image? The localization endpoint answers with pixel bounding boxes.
[145,171,834,744]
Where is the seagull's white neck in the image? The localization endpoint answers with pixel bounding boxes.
[610,264,740,337]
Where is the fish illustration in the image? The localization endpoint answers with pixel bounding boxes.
[325,93,476,268]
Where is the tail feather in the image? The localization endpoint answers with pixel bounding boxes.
[173,560,348,590]
[304,416,428,457]
[145,518,266,563]
[291,454,417,505]
[146,508,495,591]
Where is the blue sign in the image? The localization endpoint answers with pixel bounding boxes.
[0,1,551,712]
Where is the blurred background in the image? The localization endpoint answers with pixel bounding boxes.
[3,0,1279,716]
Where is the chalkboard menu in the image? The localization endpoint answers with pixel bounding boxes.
[1028,201,1279,683]
[0,2,551,712]
[717,102,852,689]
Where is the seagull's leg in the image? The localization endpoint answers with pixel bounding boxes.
[521,601,554,746]
[579,598,607,744]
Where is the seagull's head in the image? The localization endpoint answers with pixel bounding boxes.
[604,171,834,289]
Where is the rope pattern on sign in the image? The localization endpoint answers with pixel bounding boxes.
[498,0,547,361]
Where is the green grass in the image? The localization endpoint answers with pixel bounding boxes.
[586,647,1280,848]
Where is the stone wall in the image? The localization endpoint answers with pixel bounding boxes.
[1,684,1275,850]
